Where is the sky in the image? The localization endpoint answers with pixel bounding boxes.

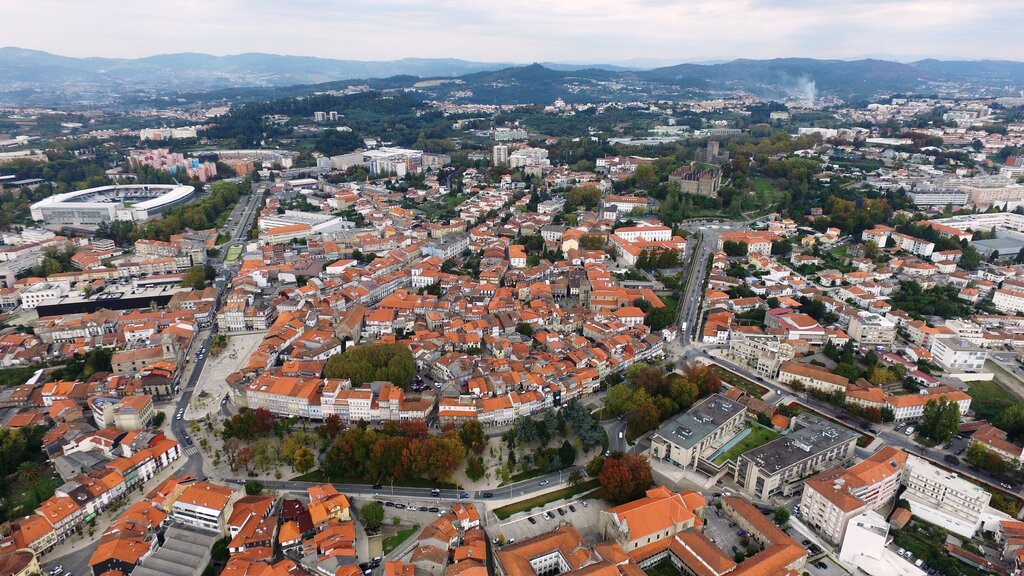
[3,0,1021,64]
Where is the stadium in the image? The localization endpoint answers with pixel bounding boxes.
[30,184,196,227]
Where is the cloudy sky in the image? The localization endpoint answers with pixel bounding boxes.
[3,0,1019,64]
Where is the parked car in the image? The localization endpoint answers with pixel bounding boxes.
[816,562,828,570]
[482,492,493,498]
[528,516,537,524]
[428,507,439,513]
[580,500,588,507]
[384,502,395,507]
[568,505,576,512]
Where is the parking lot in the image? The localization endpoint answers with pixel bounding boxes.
[703,498,745,557]
[490,497,609,544]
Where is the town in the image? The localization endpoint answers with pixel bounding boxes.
[2,34,1024,576]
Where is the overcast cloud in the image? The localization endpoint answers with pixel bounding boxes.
[2,0,1020,63]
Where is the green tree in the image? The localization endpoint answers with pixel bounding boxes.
[723,241,748,257]
[293,447,316,474]
[244,480,263,495]
[323,344,416,388]
[919,398,961,444]
[465,455,485,481]
[773,507,790,525]
[567,468,584,487]
[361,501,385,532]
[516,322,534,337]
[644,306,676,331]
[151,411,166,428]
[181,266,209,290]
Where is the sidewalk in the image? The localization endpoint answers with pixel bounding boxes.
[44,453,193,563]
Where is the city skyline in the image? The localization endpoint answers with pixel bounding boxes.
[3,0,1022,64]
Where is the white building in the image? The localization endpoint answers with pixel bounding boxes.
[909,191,969,207]
[171,482,235,534]
[929,337,987,372]
[993,288,1024,314]
[901,455,991,538]
[493,145,509,165]
[20,281,70,309]
[847,312,897,346]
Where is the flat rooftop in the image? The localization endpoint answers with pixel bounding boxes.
[739,414,858,474]
[652,393,744,450]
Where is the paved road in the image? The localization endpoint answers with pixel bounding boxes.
[41,185,267,576]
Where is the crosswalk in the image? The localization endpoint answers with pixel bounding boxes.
[184,446,200,456]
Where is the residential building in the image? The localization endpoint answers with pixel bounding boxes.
[847,312,896,346]
[929,337,987,372]
[648,394,746,471]
[171,482,236,534]
[901,455,991,538]
[799,447,907,544]
[734,414,859,500]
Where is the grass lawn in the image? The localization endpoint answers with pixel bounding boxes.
[969,376,1018,422]
[712,425,780,465]
[383,525,419,554]
[291,470,457,490]
[492,480,599,520]
[0,365,41,387]
[6,469,62,519]
[643,559,685,576]
[710,366,769,398]
[225,245,243,264]
[507,467,571,485]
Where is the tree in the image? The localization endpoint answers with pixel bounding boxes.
[460,420,486,454]
[514,416,539,444]
[323,343,417,389]
[558,440,577,467]
[644,306,676,331]
[1000,403,1024,443]
[626,400,661,440]
[568,468,585,487]
[361,501,385,532]
[151,411,166,428]
[604,384,635,417]
[966,442,1009,475]
[441,258,457,273]
[181,266,209,290]
[598,453,653,504]
[465,455,485,481]
[632,298,653,313]
[293,447,316,474]
[919,398,961,444]
[773,507,790,525]
[723,241,748,257]
[244,480,263,495]
[516,322,534,337]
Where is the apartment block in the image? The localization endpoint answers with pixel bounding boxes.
[901,455,991,538]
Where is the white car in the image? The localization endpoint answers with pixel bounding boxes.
[49,567,62,575]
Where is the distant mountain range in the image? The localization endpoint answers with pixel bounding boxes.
[1,47,1023,107]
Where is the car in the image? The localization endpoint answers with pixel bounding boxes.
[459,492,469,499]
[528,516,537,524]
[373,557,382,563]
[373,484,383,489]
[493,538,499,544]
[384,501,395,507]
[185,437,193,445]
[482,492,494,498]
[221,397,228,406]
[945,454,960,465]
[359,563,369,571]
[816,562,828,570]
[712,492,722,498]
[543,512,552,520]
[539,480,550,486]
[431,488,441,496]
[49,567,62,575]
[507,538,516,545]
[418,506,428,512]
[737,530,746,536]
[557,508,565,516]
[428,507,439,513]
[905,426,915,436]
[569,505,576,512]
[1002,482,1014,490]
[802,540,812,546]
[395,504,407,509]
[580,500,588,507]
[708,537,716,543]
[176,413,182,420]
[897,548,906,557]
